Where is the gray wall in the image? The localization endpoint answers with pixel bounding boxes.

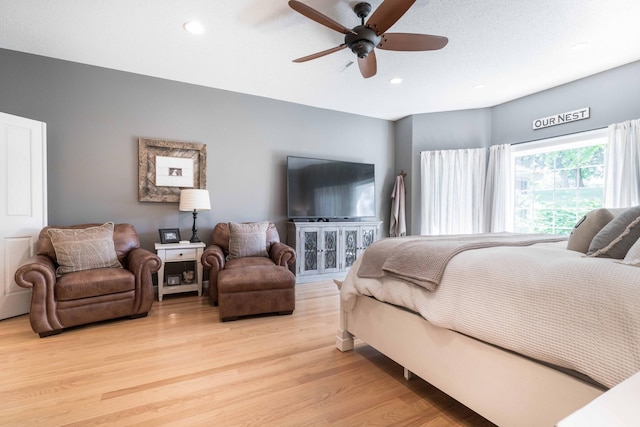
[3,47,639,244]
[397,108,493,234]
[0,48,394,250]
[492,60,640,145]
[392,116,413,234]
[396,60,640,235]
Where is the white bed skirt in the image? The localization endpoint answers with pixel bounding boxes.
[337,295,605,427]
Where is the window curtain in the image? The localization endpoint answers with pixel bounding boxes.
[420,148,486,235]
[484,144,513,232]
[604,119,640,208]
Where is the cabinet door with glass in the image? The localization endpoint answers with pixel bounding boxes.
[342,225,378,271]
[300,227,340,277]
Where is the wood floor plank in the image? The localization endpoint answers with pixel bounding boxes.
[0,281,494,426]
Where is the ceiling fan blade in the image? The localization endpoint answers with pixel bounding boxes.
[378,33,448,51]
[366,0,416,35]
[292,44,347,63]
[289,1,356,35]
[357,51,377,78]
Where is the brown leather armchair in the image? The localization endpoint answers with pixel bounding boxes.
[14,223,161,337]
[202,222,296,321]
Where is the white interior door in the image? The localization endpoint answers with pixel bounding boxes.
[0,112,47,320]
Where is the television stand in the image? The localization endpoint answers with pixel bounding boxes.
[287,220,382,284]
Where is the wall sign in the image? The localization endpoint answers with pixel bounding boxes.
[533,107,590,130]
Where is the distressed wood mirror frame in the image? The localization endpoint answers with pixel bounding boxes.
[138,138,207,203]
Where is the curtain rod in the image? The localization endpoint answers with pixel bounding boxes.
[511,126,608,146]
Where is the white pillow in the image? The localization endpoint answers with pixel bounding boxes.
[618,237,640,266]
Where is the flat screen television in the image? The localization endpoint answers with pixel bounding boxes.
[287,156,375,220]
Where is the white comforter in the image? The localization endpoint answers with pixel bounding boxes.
[341,241,640,389]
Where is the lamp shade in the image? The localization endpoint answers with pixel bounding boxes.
[179,189,211,211]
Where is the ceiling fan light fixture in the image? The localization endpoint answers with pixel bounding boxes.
[473,83,486,89]
[183,21,205,35]
[351,40,375,58]
[345,26,381,58]
[390,77,402,85]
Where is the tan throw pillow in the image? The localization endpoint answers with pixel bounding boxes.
[587,206,640,259]
[566,208,615,253]
[47,222,122,276]
[227,221,269,260]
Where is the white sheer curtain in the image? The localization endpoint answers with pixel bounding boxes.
[484,144,513,232]
[420,148,486,235]
[604,119,640,208]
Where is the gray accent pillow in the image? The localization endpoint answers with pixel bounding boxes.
[566,208,614,253]
[227,221,269,260]
[47,222,123,276]
[587,206,640,259]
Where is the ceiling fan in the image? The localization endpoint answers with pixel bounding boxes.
[288,0,448,78]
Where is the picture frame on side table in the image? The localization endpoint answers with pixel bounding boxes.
[159,228,181,244]
[167,275,181,286]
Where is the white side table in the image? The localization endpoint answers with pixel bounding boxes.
[154,242,205,301]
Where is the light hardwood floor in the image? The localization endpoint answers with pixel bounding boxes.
[0,281,494,426]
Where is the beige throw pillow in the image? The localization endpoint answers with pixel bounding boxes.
[566,208,615,253]
[47,222,122,276]
[227,221,269,260]
[587,206,640,259]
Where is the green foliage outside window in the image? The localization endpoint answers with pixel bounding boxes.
[514,144,605,234]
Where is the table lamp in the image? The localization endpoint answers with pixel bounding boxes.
[179,189,211,243]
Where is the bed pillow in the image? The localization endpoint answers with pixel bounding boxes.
[566,208,615,253]
[227,221,269,260]
[47,222,123,276]
[618,237,640,266]
[587,206,640,259]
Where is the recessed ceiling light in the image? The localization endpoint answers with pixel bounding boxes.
[389,77,402,85]
[570,42,589,50]
[473,83,486,89]
[183,21,205,35]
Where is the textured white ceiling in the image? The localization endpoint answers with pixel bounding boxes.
[1,0,640,120]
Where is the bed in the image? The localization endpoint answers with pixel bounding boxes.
[335,226,640,426]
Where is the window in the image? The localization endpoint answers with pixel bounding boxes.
[511,129,607,234]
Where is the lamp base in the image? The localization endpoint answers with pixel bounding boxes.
[189,210,201,244]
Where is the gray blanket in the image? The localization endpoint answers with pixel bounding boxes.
[357,233,567,291]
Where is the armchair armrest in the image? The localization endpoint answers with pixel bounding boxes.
[126,248,161,314]
[269,242,296,267]
[201,245,226,305]
[14,255,57,289]
[14,255,63,334]
[202,244,225,270]
[126,247,162,274]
